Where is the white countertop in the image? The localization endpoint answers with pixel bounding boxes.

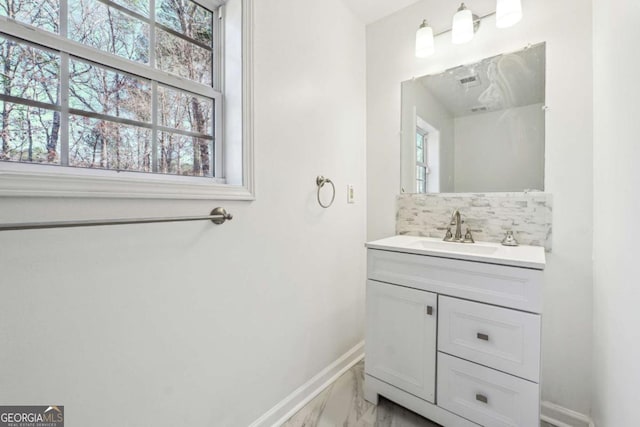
[366,235,546,270]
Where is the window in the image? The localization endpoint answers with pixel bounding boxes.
[0,0,254,199]
[416,128,429,193]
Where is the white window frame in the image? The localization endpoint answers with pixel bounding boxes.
[416,127,429,194]
[0,0,254,200]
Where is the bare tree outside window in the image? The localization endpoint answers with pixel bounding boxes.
[0,0,219,177]
[0,38,60,163]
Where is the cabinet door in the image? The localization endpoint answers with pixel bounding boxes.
[365,280,437,403]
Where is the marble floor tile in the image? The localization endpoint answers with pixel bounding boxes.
[282,361,440,427]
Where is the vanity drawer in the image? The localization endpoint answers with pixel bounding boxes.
[367,249,542,313]
[438,296,541,382]
[437,353,539,427]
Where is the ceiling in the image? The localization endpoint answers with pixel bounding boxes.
[417,43,545,117]
[341,0,422,24]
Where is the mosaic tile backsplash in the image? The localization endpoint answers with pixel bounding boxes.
[396,193,553,251]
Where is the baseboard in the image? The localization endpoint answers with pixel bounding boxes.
[541,401,594,427]
[248,341,365,427]
[248,348,595,427]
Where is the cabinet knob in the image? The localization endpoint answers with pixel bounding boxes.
[477,332,489,341]
[476,393,488,404]
[426,305,433,316]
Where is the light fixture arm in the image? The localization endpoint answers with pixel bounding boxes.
[472,13,481,33]
[456,2,482,31]
[432,11,494,38]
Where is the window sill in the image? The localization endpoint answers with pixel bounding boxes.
[0,163,255,200]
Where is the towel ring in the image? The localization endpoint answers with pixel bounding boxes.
[316,176,336,208]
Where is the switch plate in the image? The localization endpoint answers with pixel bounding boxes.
[347,185,355,203]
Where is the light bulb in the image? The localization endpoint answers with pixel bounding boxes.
[415,20,435,58]
[496,0,522,28]
[452,3,474,44]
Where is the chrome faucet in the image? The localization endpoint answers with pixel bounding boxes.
[450,209,463,241]
[442,210,477,243]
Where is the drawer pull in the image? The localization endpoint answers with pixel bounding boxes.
[477,332,489,341]
[476,393,488,404]
[426,305,433,316]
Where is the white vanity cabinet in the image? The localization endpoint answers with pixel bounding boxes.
[364,236,545,427]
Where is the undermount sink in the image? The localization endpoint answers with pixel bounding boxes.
[366,235,545,270]
[407,239,499,255]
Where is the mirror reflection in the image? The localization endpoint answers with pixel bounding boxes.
[401,43,546,193]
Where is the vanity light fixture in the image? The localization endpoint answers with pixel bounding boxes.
[496,0,522,28]
[415,20,435,58]
[451,3,475,44]
[415,0,524,58]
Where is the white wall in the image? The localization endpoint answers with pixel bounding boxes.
[592,0,640,425]
[0,1,367,425]
[367,0,593,416]
[454,103,545,192]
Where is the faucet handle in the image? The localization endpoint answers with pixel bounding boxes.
[501,230,519,246]
[463,227,475,243]
[443,227,454,242]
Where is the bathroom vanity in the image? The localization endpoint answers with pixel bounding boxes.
[364,235,545,427]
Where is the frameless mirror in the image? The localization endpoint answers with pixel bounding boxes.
[401,43,545,193]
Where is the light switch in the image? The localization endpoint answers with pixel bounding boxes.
[347,185,355,203]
